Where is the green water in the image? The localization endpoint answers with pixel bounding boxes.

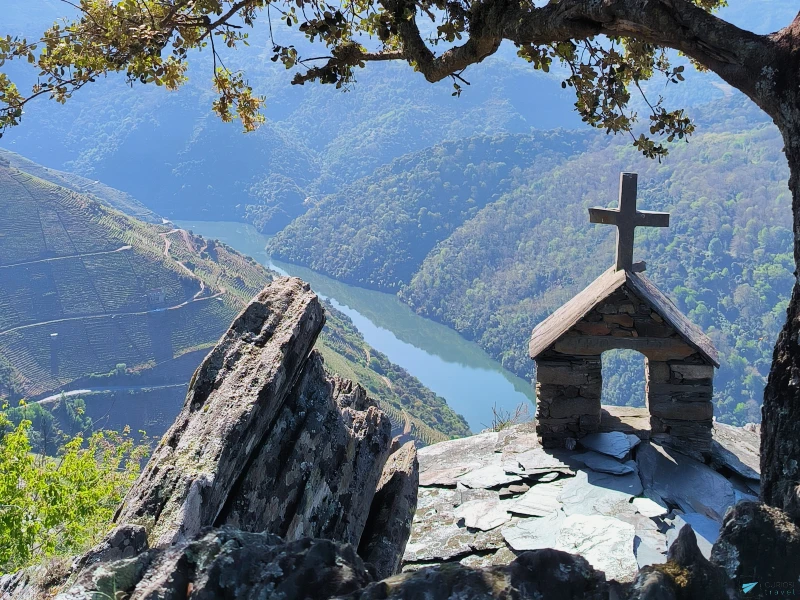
[176,220,535,431]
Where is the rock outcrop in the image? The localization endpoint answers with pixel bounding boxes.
[114,277,328,545]
[4,277,797,600]
[358,440,420,579]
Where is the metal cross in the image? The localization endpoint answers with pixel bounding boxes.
[588,172,670,272]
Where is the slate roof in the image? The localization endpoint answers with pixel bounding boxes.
[529,268,719,367]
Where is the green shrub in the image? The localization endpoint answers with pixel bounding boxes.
[0,405,147,575]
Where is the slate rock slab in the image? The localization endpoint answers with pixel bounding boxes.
[502,510,566,551]
[637,442,735,522]
[559,469,643,517]
[632,496,668,518]
[711,422,760,480]
[556,514,638,582]
[454,499,511,531]
[573,451,636,475]
[579,431,634,460]
[502,447,574,476]
[403,488,506,562]
[455,454,523,489]
[509,480,565,517]
[418,431,499,486]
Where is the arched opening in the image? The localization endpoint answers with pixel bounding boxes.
[601,349,646,408]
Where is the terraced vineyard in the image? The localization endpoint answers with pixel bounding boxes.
[0,161,469,441]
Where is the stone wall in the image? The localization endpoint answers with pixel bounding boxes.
[534,287,714,457]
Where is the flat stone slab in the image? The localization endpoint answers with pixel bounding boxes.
[666,513,720,559]
[508,480,565,517]
[559,469,643,518]
[599,405,651,439]
[454,499,511,531]
[455,454,523,489]
[579,431,635,460]
[556,514,639,582]
[502,511,639,582]
[418,431,499,486]
[632,496,669,518]
[711,422,760,480]
[573,451,637,475]
[502,509,566,551]
[634,528,668,568]
[637,442,735,522]
[502,447,574,476]
[403,487,506,562]
[495,421,540,454]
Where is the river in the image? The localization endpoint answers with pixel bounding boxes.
[175,220,535,432]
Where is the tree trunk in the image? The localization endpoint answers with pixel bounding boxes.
[762,120,800,524]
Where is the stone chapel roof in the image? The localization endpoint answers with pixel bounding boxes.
[529,267,719,367]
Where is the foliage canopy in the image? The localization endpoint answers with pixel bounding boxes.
[0,0,735,158]
[0,402,148,575]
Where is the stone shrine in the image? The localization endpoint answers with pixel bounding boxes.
[529,173,719,459]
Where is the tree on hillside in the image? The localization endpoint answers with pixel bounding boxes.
[1,0,799,520]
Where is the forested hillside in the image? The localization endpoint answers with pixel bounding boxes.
[270,132,592,289]
[4,1,792,233]
[0,161,468,439]
[274,99,791,425]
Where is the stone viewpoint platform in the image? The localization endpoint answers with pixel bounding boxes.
[403,406,760,582]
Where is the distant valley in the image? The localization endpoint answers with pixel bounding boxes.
[0,154,468,442]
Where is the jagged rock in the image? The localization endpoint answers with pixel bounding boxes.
[358,441,419,580]
[114,278,326,545]
[72,524,148,574]
[573,451,637,475]
[559,469,643,517]
[355,549,611,600]
[710,422,760,481]
[57,528,374,600]
[579,431,635,459]
[418,431,499,486]
[666,513,720,559]
[509,479,565,516]
[629,526,733,600]
[219,351,392,545]
[711,501,800,588]
[636,442,734,522]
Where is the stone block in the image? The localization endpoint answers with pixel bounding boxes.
[648,383,713,397]
[634,321,674,338]
[575,322,612,336]
[650,311,663,322]
[646,361,670,384]
[549,397,601,419]
[579,414,601,430]
[536,383,566,400]
[598,304,618,314]
[604,314,634,327]
[619,303,636,314]
[669,364,715,380]
[611,329,633,337]
[536,364,589,385]
[648,399,713,421]
[579,384,601,399]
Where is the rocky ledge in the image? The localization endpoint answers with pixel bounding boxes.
[403,410,761,582]
[2,278,798,599]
